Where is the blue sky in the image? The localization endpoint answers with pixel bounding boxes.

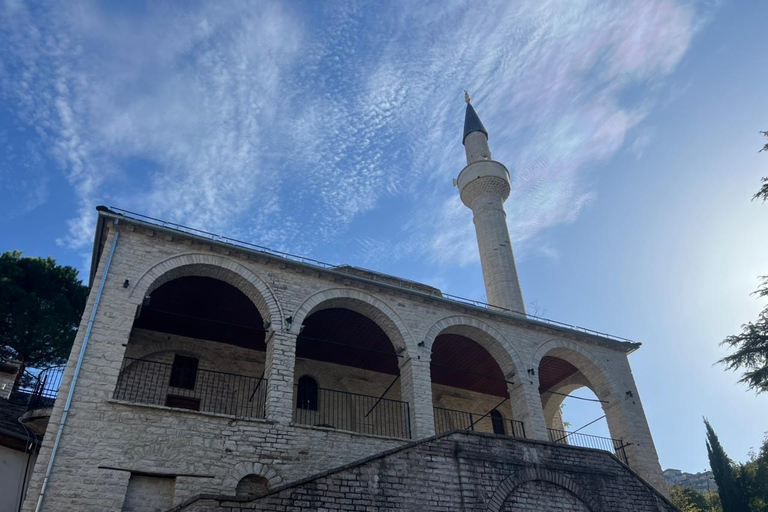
[1,0,766,473]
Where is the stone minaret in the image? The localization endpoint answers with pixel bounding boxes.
[455,92,525,313]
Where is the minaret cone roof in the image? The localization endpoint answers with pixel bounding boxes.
[462,101,488,145]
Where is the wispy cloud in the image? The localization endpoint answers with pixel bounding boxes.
[0,0,707,272]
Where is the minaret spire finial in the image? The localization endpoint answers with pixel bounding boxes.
[464,90,471,104]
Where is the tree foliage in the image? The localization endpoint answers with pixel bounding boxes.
[705,419,768,512]
[742,435,768,512]
[719,131,768,393]
[756,131,768,203]
[0,251,88,391]
[669,485,720,512]
[719,277,768,394]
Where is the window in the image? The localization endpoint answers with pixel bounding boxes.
[491,409,506,435]
[169,355,198,390]
[236,474,270,496]
[297,376,318,410]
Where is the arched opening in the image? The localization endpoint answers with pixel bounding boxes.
[236,474,269,497]
[430,332,522,437]
[538,353,627,464]
[490,409,506,435]
[296,375,318,411]
[502,480,591,512]
[292,306,409,438]
[114,275,269,418]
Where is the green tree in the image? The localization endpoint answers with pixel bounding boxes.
[719,131,768,393]
[705,419,750,512]
[0,251,88,392]
[742,435,768,512]
[756,131,768,202]
[669,485,711,512]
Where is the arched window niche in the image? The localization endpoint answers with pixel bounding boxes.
[236,474,270,497]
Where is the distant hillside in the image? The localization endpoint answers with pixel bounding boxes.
[663,468,718,494]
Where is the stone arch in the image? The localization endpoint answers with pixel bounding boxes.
[291,288,416,356]
[221,461,283,495]
[485,466,602,512]
[423,316,524,377]
[540,372,591,430]
[532,338,635,455]
[130,253,283,331]
[531,339,620,409]
[426,316,538,438]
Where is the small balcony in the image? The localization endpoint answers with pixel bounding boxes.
[113,358,267,419]
[547,428,629,465]
[8,365,65,436]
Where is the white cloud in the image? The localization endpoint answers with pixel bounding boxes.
[0,0,706,270]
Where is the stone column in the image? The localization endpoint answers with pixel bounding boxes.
[264,330,297,424]
[602,356,668,495]
[399,356,435,439]
[509,380,548,441]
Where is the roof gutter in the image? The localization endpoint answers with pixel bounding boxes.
[35,219,120,512]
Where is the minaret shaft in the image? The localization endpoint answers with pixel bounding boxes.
[468,188,525,313]
[457,99,526,313]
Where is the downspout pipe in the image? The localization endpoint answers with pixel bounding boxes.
[34,221,120,512]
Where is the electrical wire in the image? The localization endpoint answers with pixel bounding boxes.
[540,389,608,404]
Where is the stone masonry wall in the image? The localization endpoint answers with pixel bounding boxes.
[22,219,667,511]
[173,431,677,512]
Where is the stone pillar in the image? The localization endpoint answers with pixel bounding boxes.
[399,356,435,439]
[508,380,548,441]
[603,356,668,496]
[264,330,297,424]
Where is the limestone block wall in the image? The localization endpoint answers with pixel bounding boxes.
[172,431,676,512]
[22,218,667,511]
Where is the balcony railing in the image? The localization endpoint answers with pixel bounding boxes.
[8,365,65,411]
[27,366,64,410]
[548,428,629,465]
[114,358,267,419]
[293,386,411,439]
[434,406,526,438]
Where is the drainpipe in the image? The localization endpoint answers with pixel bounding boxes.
[34,221,120,512]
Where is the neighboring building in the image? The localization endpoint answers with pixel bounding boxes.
[663,468,718,494]
[20,98,674,511]
[0,361,56,512]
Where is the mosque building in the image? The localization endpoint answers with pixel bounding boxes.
[18,97,675,511]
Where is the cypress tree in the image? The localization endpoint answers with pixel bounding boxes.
[705,419,750,512]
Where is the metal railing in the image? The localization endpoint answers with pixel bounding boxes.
[102,206,637,344]
[7,366,65,411]
[434,407,526,438]
[113,358,267,419]
[27,366,65,410]
[293,386,411,439]
[548,428,628,465]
